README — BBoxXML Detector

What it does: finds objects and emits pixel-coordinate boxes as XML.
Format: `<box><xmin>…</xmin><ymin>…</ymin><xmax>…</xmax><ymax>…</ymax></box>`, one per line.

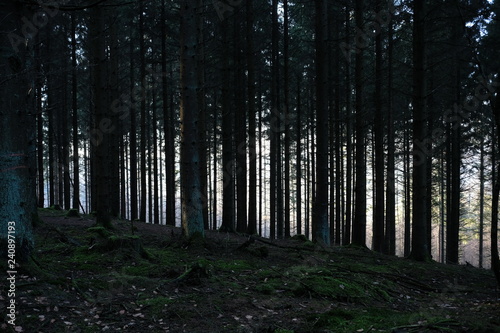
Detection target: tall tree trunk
<box><xmin>153</xmin><ymin>86</ymin><xmax>159</xmax><ymax>224</ymax></box>
<box><xmin>35</xmin><ymin>31</ymin><xmax>44</xmax><ymax>208</ymax></box>
<box><xmin>220</xmin><ymin>16</ymin><xmax>235</xmax><ymax>233</ymax></box>
<box><xmin>235</xmin><ymin>16</ymin><xmax>247</xmax><ymax>233</ymax></box>
<box><xmin>446</xmin><ymin>6</ymin><xmax>462</xmax><ymax>264</ymax></box>
<box><xmin>404</xmin><ymin>125</ymin><xmax>411</xmax><ymax>257</ymax></box>
<box><xmin>139</xmin><ymin>1</ymin><xmax>147</xmax><ymax>222</ymax></box>
<box><xmin>247</xmin><ymin>0</ymin><xmax>257</xmax><ymax>235</ymax></box>
<box><xmin>385</xmin><ymin>6</ymin><xmax>396</xmax><ymax>255</ymax></box>
<box><xmin>197</xmin><ymin>0</ymin><xmax>208</xmax><ymax>230</ymax></box>
<box><xmin>129</xmin><ymin>19</ymin><xmax>138</xmax><ymax>221</ymax></box>
<box><xmin>352</xmin><ymin>0</ymin><xmax>366</xmax><ymax>247</ymax></box>
<box><xmin>212</xmin><ymin>94</ymin><xmax>218</xmax><ymax>230</ymax></box>
<box><xmin>89</xmin><ymin>3</ymin><xmax>112</xmax><ymax>228</ymax></box>
<box><xmin>296</xmin><ymin>76</ymin><xmax>302</xmax><ymax>235</ymax></box>
<box><xmin>490</xmin><ymin>83</ymin><xmax>500</xmax><ymax>287</ymax></box>
<box><xmin>283</xmin><ymin>0</ymin><xmax>291</xmax><ymax>238</ymax></box>
<box><xmin>372</xmin><ymin>0</ymin><xmax>384</xmax><ymax>253</ymax></box>
<box><xmin>313</xmin><ymin>0</ymin><xmax>330</xmax><ymax>245</ymax></box>
<box><xmin>333</xmin><ymin>10</ymin><xmax>342</xmax><ymax>246</ymax></box>
<box><xmin>179</xmin><ymin>0</ymin><xmax>204</xmax><ymax>238</ymax></box>
<box><xmin>409</xmin><ymin>0</ymin><xmax>430</xmax><ymax>261</ymax></box>
<box><xmin>479</xmin><ymin>138</ymin><xmax>485</xmax><ymax>268</ymax></box>
<box><xmin>0</xmin><ymin>1</ymin><xmax>37</xmax><ymax>261</ymax></box>
<box><xmin>161</xmin><ymin>0</ymin><xmax>175</xmax><ymax>226</ymax></box>
<box><xmin>108</xmin><ymin>10</ymin><xmax>120</xmax><ymax>218</ymax></box>
<box><xmin>344</xmin><ymin>5</ymin><xmax>352</xmax><ymax>246</ymax></box>
<box><xmin>269</xmin><ymin>0</ymin><xmax>279</xmax><ymax>239</ymax></box>
<box><xmin>71</xmin><ymin>13</ymin><xmax>79</xmax><ymax>211</ymax></box>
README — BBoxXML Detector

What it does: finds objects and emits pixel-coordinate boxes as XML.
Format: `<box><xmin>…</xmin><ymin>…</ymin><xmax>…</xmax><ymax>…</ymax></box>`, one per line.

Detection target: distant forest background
<box><xmin>1</xmin><ymin>0</ymin><xmax>500</xmax><ymax>274</ymax></box>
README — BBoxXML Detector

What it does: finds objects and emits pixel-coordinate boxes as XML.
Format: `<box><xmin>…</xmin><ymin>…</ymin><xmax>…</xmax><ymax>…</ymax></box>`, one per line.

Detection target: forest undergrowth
<box><xmin>1</xmin><ymin>209</ymin><xmax>499</xmax><ymax>333</ymax></box>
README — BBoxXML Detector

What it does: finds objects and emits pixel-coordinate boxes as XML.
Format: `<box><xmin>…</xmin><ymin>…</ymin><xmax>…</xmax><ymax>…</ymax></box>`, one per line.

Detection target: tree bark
<box><xmin>313</xmin><ymin>0</ymin><xmax>330</xmax><ymax>245</ymax></box>
<box><xmin>179</xmin><ymin>0</ymin><xmax>204</xmax><ymax>238</ymax></box>
<box><xmin>0</xmin><ymin>1</ymin><xmax>37</xmax><ymax>261</ymax></box>
<box><xmin>409</xmin><ymin>0</ymin><xmax>431</xmax><ymax>261</ymax></box>
<box><xmin>352</xmin><ymin>0</ymin><xmax>367</xmax><ymax>247</ymax></box>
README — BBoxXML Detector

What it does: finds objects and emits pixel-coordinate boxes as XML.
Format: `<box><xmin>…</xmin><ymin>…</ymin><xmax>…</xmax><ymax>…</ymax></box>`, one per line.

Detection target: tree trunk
<box><xmin>0</xmin><ymin>1</ymin><xmax>37</xmax><ymax>261</ymax></box>
<box><xmin>284</xmin><ymin>0</ymin><xmax>291</xmax><ymax>238</ymax></box>
<box><xmin>296</xmin><ymin>76</ymin><xmax>302</xmax><ymax>236</ymax></box>
<box><xmin>197</xmin><ymin>0</ymin><xmax>208</xmax><ymax>230</ymax></box>
<box><xmin>89</xmin><ymin>3</ymin><xmax>112</xmax><ymax>229</ymax></box>
<box><xmin>344</xmin><ymin>5</ymin><xmax>352</xmax><ymax>246</ymax></box>
<box><xmin>352</xmin><ymin>0</ymin><xmax>366</xmax><ymax>247</ymax></box>
<box><xmin>139</xmin><ymin>1</ymin><xmax>147</xmax><ymax>222</ymax></box>
<box><xmin>220</xmin><ymin>16</ymin><xmax>235</xmax><ymax>233</ymax></box>
<box><xmin>235</xmin><ymin>16</ymin><xmax>247</xmax><ymax>233</ymax></box>
<box><xmin>385</xmin><ymin>6</ymin><xmax>396</xmax><ymax>255</ymax></box>
<box><xmin>479</xmin><ymin>138</ymin><xmax>484</xmax><ymax>268</ymax></box>
<box><xmin>313</xmin><ymin>0</ymin><xmax>330</xmax><ymax>245</ymax></box>
<box><xmin>372</xmin><ymin>0</ymin><xmax>384</xmax><ymax>253</ymax></box>
<box><xmin>179</xmin><ymin>0</ymin><xmax>204</xmax><ymax>238</ymax></box>
<box><xmin>129</xmin><ymin>20</ymin><xmax>138</xmax><ymax>221</ymax></box>
<box><xmin>161</xmin><ymin>0</ymin><xmax>175</xmax><ymax>226</ymax></box>
<box><xmin>247</xmin><ymin>0</ymin><xmax>257</xmax><ymax>235</ymax></box>
<box><xmin>71</xmin><ymin>13</ymin><xmax>80</xmax><ymax>211</ymax></box>
<box><xmin>409</xmin><ymin>0</ymin><xmax>430</xmax><ymax>261</ymax></box>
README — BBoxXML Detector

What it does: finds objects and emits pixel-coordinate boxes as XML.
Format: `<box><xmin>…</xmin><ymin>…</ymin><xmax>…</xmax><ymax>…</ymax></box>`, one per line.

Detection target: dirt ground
<box><xmin>1</xmin><ymin>211</ymin><xmax>499</xmax><ymax>332</ymax></box>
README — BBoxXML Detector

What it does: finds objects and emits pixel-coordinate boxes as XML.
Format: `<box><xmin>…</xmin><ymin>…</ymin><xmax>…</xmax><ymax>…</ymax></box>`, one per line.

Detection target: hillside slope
<box><xmin>1</xmin><ymin>210</ymin><xmax>499</xmax><ymax>332</ymax></box>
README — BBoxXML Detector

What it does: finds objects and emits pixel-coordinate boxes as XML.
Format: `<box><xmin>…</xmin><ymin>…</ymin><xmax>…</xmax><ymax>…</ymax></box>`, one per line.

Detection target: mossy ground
<box><xmin>0</xmin><ymin>209</ymin><xmax>499</xmax><ymax>332</ymax></box>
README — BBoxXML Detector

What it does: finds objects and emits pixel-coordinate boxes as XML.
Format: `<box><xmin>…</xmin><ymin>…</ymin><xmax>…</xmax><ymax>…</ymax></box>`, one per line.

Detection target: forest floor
<box><xmin>1</xmin><ymin>209</ymin><xmax>499</xmax><ymax>333</ymax></box>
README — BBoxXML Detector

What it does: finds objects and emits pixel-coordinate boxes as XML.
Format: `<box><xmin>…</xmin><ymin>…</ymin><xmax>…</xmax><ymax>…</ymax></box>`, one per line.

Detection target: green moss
<box><xmin>308</xmin><ymin>307</ymin><xmax>415</xmax><ymax>332</ymax></box>
<box><xmin>214</xmin><ymin>259</ymin><xmax>254</xmax><ymax>272</ymax></box>
<box><xmin>256</xmin><ymin>281</ymin><xmax>278</xmax><ymax>295</ymax></box>
<box><xmin>137</xmin><ymin>296</ymin><xmax>175</xmax><ymax>316</ymax></box>
<box><xmin>66</xmin><ymin>209</ymin><xmax>80</xmax><ymax>217</ymax></box>
<box><xmin>70</xmin><ymin>247</ymin><xmax>108</xmax><ymax>271</ymax></box>
<box><xmin>274</xmin><ymin>329</ymin><xmax>294</xmax><ymax>333</ymax></box>
<box><xmin>291</xmin><ymin>234</ymin><xmax>308</xmax><ymax>242</ymax></box>
<box><xmin>87</xmin><ymin>226</ymin><xmax>112</xmax><ymax>238</ymax></box>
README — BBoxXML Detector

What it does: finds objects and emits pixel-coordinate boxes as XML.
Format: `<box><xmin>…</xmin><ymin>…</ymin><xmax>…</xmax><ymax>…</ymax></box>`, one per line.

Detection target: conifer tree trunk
<box><xmin>372</xmin><ymin>0</ymin><xmax>385</xmax><ymax>253</ymax></box>
<box><xmin>284</xmin><ymin>0</ymin><xmax>291</xmax><ymax>238</ymax></box>
<box><xmin>197</xmin><ymin>0</ymin><xmax>208</xmax><ymax>230</ymax></box>
<box><xmin>313</xmin><ymin>0</ymin><xmax>330</xmax><ymax>245</ymax></box>
<box><xmin>446</xmin><ymin>5</ymin><xmax>462</xmax><ymax>264</ymax></box>
<box><xmin>385</xmin><ymin>7</ymin><xmax>396</xmax><ymax>255</ymax></box>
<box><xmin>344</xmin><ymin>6</ymin><xmax>352</xmax><ymax>246</ymax></box>
<box><xmin>296</xmin><ymin>76</ymin><xmax>302</xmax><ymax>235</ymax></box>
<box><xmin>479</xmin><ymin>139</ymin><xmax>485</xmax><ymax>268</ymax></box>
<box><xmin>409</xmin><ymin>0</ymin><xmax>430</xmax><ymax>261</ymax></box>
<box><xmin>107</xmin><ymin>11</ymin><xmax>120</xmax><ymax>218</ymax></box>
<box><xmin>129</xmin><ymin>19</ymin><xmax>138</xmax><ymax>221</ymax></box>
<box><xmin>220</xmin><ymin>16</ymin><xmax>235</xmax><ymax>233</ymax></box>
<box><xmin>179</xmin><ymin>0</ymin><xmax>204</xmax><ymax>238</ymax></box>
<box><xmin>0</xmin><ymin>1</ymin><xmax>37</xmax><ymax>261</ymax></box>
<box><xmin>270</xmin><ymin>0</ymin><xmax>279</xmax><ymax>239</ymax></box>
<box><xmin>139</xmin><ymin>1</ymin><xmax>147</xmax><ymax>222</ymax></box>
<box><xmin>352</xmin><ymin>0</ymin><xmax>366</xmax><ymax>247</ymax></box>
<box><xmin>71</xmin><ymin>13</ymin><xmax>80</xmax><ymax>211</ymax></box>
<box><xmin>153</xmin><ymin>86</ymin><xmax>159</xmax><ymax>224</ymax></box>
<box><xmin>235</xmin><ymin>16</ymin><xmax>247</xmax><ymax>233</ymax></box>
<box><xmin>247</xmin><ymin>0</ymin><xmax>257</xmax><ymax>235</ymax></box>
<box><xmin>161</xmin><ymin>0</ymin><xmax>175</xmax><ymax>226</ymax></box>
<box><xmin>89</xmin><ymin>3</ymin><xmax>112</xmax><ymax>228</ymax></box>
<box><xmin>490</xmin><ymin>84</ymin><xmax>500</xmax><ymax>287</ymax></box>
